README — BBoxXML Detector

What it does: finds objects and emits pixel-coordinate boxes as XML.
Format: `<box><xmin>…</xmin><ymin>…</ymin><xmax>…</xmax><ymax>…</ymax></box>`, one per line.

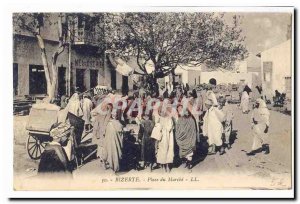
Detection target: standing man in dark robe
<box><xmin>175</xmin><ymin>105</ymin><xmax>197</xmax><ymax>169</ymax></box>
<box><xmin>185</xmin><ymin>83</ymin><xmax>190</xmax><ymax>94</ymax></box>
<box><xmin>138</xmin><ymin>111</ymin><xmax>156</xmax><ymax>171</ymax></box>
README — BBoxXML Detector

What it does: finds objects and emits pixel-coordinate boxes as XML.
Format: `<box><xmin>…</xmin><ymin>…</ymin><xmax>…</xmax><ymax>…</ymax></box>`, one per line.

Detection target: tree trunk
<box><xmin>25</xmin><ymin>14</ymin><xmax>66</xmax><ymax>101</ymax></box>
<box><xmin>36</xmin><ymin>34</ymin><xmax>54</xmax><ymax>98</ymax></box>
<box><xmin>48</xmin><ymin>84</ymin><xmax>56</xmax><ymax>100</ymax></box>
<box><xmin>51</xmin><ymin>55</ymin><xmax>59</xmax><ymax>98</ymax></box>
<box><xmin>171</xmin><ymin>69</ymin><xmax>176</xmax><ymax>90</ymax></box>
<box><xmin>36</xmin><ymin>34</ymin><xmax>61</xmax><ymax>100</ymax></box>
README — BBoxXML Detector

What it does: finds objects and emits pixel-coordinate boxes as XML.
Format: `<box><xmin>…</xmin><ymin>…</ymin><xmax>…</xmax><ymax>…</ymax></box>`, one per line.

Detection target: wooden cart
<box><xmin>25</xmin><ymin>103</ymin><xmax>60</xmax><ymax>160</ymax></box>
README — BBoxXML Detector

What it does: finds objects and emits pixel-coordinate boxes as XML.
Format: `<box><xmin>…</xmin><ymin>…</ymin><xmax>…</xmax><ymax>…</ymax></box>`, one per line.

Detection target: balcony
<box><xmin>73</xmin><ymin>28</ymin><xmax>102</xmax><ymax>47</ymax></box>
<box><xmin>71</xmin><ymin>14</ymin><xmax>104</xmax><ymax>47</ymax></box>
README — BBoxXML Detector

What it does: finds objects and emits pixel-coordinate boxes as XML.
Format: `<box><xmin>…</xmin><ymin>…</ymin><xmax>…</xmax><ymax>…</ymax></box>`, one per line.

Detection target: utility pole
<box><xmin>67</xmin><ymin>15</ymin><xmax>73</xmax><ymax>97</ymax></box>
<box><xmin>68</xmin><ymin>41</ymin><xmax>71</xmax><ymax>97</ymax></box>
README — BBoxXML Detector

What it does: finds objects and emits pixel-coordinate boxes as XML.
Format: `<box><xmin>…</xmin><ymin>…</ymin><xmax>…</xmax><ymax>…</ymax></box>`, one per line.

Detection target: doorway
<box><xmin>29</xmin><ymin>65</ymin><xmax>47</xmax><ymax>95</ymax></box>
<box><xmin>111</xmin><ymin>69</ymin><xmax>116</xmax><ymax>90</ymax></box>
<box><xmin>90</xmin><ymin>69</ymin><xmax>98</xmax><ymax>89</ymax></box>
<box><xmin>58</xmin><ymin>66</ymin><xmax>66</xmax><ymax>96</ymax></box>
<box><xmin>13</xmin><ymin>63</ymin><xmax>18</xmax><ymax>96</ymax></box>
<box><xmin>122</xmin><ymin>75</ymin><xmax>129</xmax><ymax>95</ymax></box>
<box><xmin>76</xmin><ymin>69</ymin><xmax>85</xmax><ymax>92</ymax></box>
<box><xmin>263</xmin><ymin>62</ymin><xmax>273</xmax><ymax>90</ymax></box>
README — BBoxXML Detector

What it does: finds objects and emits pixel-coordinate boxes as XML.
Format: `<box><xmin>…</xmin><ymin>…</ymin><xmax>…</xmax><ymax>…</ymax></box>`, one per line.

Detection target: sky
<box><xmin>224</xmin><ymin>12</ymin><xmax>292</xmax><ymax>55</ymax></box>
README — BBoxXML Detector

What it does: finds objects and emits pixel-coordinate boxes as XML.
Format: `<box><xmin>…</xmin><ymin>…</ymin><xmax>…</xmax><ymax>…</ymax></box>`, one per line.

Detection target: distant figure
<box><xmin>139</xmin><ymin>86</ymin><xmax>146</xmax><ymax>99</ymax></box>
<box><xmin>163</xmin><ymin>88</ymin><xmax>169</xmax><ymax>99</ymax></box>
<box><xmin>206</xmin><ymin>87</ymin><xmax>219</xmax><ymax>107</ymax></box>
<box><xmin>247</xmin><ymin>98</ymin><xmax>270</xmax><ymax>156</ymax></box>
<box><xmin>208</xmin><ymin>78</ymin><xmax>216</xmax><ymax>86</ymax></box>
<box><xmin>275</xmin><ymin>90</ymin><xmax>281</xmax><ymax>98</ymax></box>
<box><xmin>188</xmin><ymin>89</ymin><xmax>201</xmax><ymax>138</ymax></box>
<box><xmin>262</xmin><ymin>84</ymin><xmax>273</xmax><ymax>103</ymax></box>
<box><xmin>185</xmin><ymin>83</ymin><xmax>190</xmax><ymax>91</ymax></box>
<box><xmin>257</xmin><ymin>85</ymin><xmax>263</xmax><ymax>99</ymax></box>
<box><xmin>166</xmin><ymin>82</ymin><xmax>173</xmax><ymax>95</ymax></box>
<box><xmin>184</xmin><ymin>83</ymin><xmax>190</xmax><ymax>96</ymax></box>
<box><xmin>82</xmin><ymin>94</ymin><xmax>93</xmax><ymax>132</ymax></box>
<box><xmin>199</xmin><ymin>87</ymin><xmax>207</xmax><ymax>112</ymax></box>
<box><xmin>60</xmin><ymin>95</ymin><xmax>68</xmax><ymax>109</ymax></box>
<box><xmin>65</xmin><ymin>93</ymin><xmax>83</xmax><ymax>117</ymax></box>
<box><xmin>252</xmin><ymin>85</ymin><xmax>263</xmax><ymax>101</ymax></box>
<box><xmin>240</xmin><ymin>85</ymin><xmax>252</xmax><ymax>114</ymax></box>
<box><xmin>159</xmin><ymin>85</ymin><xmax>165</xmax><ymax>97</ymax></box>
<box><xmin>273</xmin><ymin>90</ymin><xmax>284</xmax><ymax>107</ymax></box>
<box><xmin>176</xmin><ymin>87</ymin><xmax>183</xmax><ymax>99</ymax></box>
<box><xmin>219</xmin><ymin>98</ymin><xmax>234</xmax><ymax>149</ymax></box>
<box><xmin>122</xmin><ymin>84</ymin><xmax>129</xmax><ymax>97</ymax></box>
<box><xmin>206</xmin><ymin>78</ymin><xmax>219</xmax><ymax>108</ymax></box>
<box><xmin>191</xmin><ymin>89</ymin><xmax>197</xmax><ymax>98</ymax></box>
<box><xmin>238</xmin><ymin>82</ymin><xmax>245</xmax><ymax>100</ymax></box>
<box><xmin>152</xmin><ymin>81</ymin><xmax>160</xmax><ymax>98</ymax></box>
<box><xmin>133</xmin><ymin>83</ymin><xmax>138</xmax><ymax>91</ymax></box>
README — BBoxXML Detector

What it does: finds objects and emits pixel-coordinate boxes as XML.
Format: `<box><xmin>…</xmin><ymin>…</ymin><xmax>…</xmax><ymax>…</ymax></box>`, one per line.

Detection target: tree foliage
<box><xmin>104</xmin><ymin>13</ymin><xmax>248</xmax><ymax>78</ymax></box>
<box><xmin>13</xmin><ymin>12</ymin><xmax>248</xmax><ymax>97</ymax></box>
<box><xmin>13</xmin><ymin>13</ymin><xmax>69</xmax><ymax>99</ymax></box>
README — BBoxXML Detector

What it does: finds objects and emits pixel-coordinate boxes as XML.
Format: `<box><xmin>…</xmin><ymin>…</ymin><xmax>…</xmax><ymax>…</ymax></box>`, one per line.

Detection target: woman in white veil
<box><xmin>66</xmin><ymin>93</ymin><xmax>83</xmax><ymax>117</ymax></box>
<box><xmin>58</xmin><ymin>93</ymin><xmax>83</xmax><ymax>123</ymax></box>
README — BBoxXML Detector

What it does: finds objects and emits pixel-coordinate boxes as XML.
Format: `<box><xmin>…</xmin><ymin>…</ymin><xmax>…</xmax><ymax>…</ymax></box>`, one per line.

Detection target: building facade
<box><xmin>200</xmin><ymin>71</ymin><xmax>253</xmax><ymax>87</ymax></box>
<box><xmin>163</xmin><ymin>54</ymin><xmax>261</xmax><ymax>89</ymax></box>
<box><xmin>13</xmin><ymin>13</ymin><xmax>131</xmax><ymax>98</ymax></box>
<box><xmin>259</xmin><ymin>39</ymin><xmax>292</xmax><ymax>99</ymax></box>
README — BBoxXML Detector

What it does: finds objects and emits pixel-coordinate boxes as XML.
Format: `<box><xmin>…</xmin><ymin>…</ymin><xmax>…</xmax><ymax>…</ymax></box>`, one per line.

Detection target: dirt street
<box><xmin>13</xmin><ymin>104</ymin><xmax>292</xmax><ymax>189</ymax></box>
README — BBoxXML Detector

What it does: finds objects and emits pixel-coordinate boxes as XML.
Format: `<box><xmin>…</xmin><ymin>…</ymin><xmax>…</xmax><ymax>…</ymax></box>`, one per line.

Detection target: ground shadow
<box><xmin>84</xmin><ymin>129</ymin><xmax>239</xmax><ymax>173</ymax></box>
<box><xmin>75</xmin><ymin>138</ymin><xmax>98</xmax><ymax>167</ymax></box>
<box><xmin>191</xmin><ymin>135</ymin><xmax>209</xmax><ymax>168</ymax></box>
<box><xmin>229</xmin><ymin>130</ymin><xmax>238</xmax><ymax>146</ymax></box>
<box><xmin>119</xmin><ymin>133</ymin><xmax>140</xmax><ymax>172</ymax></box>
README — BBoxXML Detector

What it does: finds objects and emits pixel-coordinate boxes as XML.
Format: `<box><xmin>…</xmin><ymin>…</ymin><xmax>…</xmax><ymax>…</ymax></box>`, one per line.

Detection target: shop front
<box><xmin>71</xmin><ymin>51</ymin><xmax>103</xmax><ymax>93</ymax></box>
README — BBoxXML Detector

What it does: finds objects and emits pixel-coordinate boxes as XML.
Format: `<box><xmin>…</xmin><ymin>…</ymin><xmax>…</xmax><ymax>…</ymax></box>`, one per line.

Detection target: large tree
<box><xmin>104</xmin><ymin>13</ymin><xmax>248</xmax><ymax>80</ymax></box>
<box><xmin>13</xmin><ymin>13</ymin><xmax>70</xmax><ymax>99</ymax></box>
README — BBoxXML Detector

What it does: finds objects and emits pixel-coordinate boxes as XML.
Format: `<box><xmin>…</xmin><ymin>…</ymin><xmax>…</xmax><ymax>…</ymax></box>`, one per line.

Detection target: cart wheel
<box><xmin>26</xmin><ymin>135</ymin><xmax>46</xmax><ymax>160</ymax></box>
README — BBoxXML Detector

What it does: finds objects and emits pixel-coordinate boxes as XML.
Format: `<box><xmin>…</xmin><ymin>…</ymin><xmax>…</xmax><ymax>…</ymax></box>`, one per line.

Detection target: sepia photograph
<box><xmin>9</xmin><ymin>6</ymin><xmax>294</xmax><ymax>197</ymax></box>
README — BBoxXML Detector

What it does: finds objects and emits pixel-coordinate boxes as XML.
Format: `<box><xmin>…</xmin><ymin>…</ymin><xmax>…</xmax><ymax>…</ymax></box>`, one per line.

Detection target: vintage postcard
<box><xmin>11</xmin><ymin>6</ymin><xmax>294</xmax><ymax>198</ymax></box>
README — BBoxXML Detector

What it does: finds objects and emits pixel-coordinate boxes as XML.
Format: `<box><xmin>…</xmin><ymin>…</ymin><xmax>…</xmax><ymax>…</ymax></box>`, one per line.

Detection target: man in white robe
<box><xmin>247</xmin><ymin>98</ymin><xmax>270</xmax><ymax>156</ymax></box>
<box><xmin>240</xmin><ymin>90</ymin><xmax>250</xmax><ymax>113</ymax></box>
<box><xmin>203</xmin><ymin>99</ymin><xmax>225</xmax><ymax>155</ymax></box>
<box><xmin>155</xmin><ymin>107</ymin><xmax>175</xmax><ymax>172</ymax></box>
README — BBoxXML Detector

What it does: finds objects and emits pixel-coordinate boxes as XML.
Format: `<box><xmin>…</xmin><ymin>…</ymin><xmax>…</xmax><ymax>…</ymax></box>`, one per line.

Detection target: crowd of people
<box><xmin>52</xmin><ymin>78</ymin><xmax>270</xmax><ymax>174</ymax></box>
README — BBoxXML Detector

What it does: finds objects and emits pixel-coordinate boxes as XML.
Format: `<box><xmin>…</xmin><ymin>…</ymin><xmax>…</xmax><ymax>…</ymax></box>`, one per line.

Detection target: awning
<box><xmin>108</xmin><ymin>55</ymin><xmax>134</xmax><ymax>76</ymax></box>
<box><xmin>108</xmin><ymin>54</ymin><xmax>155</xmax><ymax>76</ymax></box>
